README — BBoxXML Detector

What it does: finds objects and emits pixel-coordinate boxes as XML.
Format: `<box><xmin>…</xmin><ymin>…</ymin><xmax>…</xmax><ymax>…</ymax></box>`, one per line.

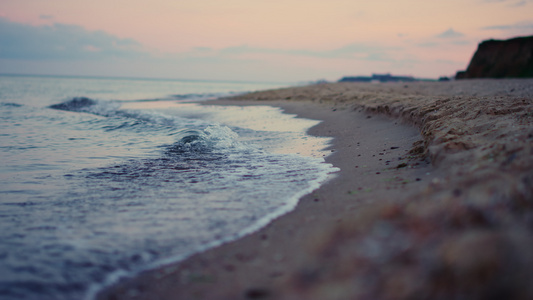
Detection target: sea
<box><xmin>0</xmin><ymin>74</ymin><xmax>337</xmax><ymax>300</ymax></box>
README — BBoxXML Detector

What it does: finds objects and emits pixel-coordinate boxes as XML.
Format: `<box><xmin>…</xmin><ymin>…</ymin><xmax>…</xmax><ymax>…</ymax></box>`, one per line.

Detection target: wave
<box><xmin>0</xmin><ymin>102</ymin><xmax>23</xmax><ymax>107</ymax></box>
<box><xmin>49</xmin><ymin>97</ymin><xmax>246</xmax><ymax>156</ymax></box>
<box><xmin>49</xmin><ymin>97</ymin><xmax>97</xmax><ymax>111</ymax></box>
<box><xmin>48</xmin><ymin>97</ymin><xmax>122</xmax><ymax>116</ymax></box>
<box><xmin>171</xmin><ymin>93</ymin><xmax>220</xmax><ymax>101</ymax></box>
<box><xmin>49</xmin><ymin>97</ymin><xmax>186</xmax><ymax>126</ymax></box>
<box><xmin>165</xmin><ymin>125</ymin><xmax>242</xmax><ymax>154</ymax></box>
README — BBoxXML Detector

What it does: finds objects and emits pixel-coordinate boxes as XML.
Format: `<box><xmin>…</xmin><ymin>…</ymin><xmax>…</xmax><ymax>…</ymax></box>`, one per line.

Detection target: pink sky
<box><xmin>1</xmin><ymin>0</ymin><xmax>532</xmax><ymax>82</ymax></box>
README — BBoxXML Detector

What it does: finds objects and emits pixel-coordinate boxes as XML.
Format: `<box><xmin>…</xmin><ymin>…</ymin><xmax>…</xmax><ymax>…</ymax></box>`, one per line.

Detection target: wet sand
<box><xmin>97</xmin><ymin>79</ymin><xmax>533</xmax><ymax>300</ymax></box>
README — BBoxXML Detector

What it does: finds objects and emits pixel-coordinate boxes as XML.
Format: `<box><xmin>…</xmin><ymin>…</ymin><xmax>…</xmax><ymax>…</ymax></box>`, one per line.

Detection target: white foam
<box><xmin>84</xmin><ymin>102</ymin><xmax>339</xmax><ymax>300</ymax></box>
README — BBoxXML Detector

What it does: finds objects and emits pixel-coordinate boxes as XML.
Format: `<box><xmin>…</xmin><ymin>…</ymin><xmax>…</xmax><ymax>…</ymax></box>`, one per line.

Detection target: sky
<box><xmin>1</xmin><ymin>0</ymin><xmax>532</xmax><ymax>82</ymax></box>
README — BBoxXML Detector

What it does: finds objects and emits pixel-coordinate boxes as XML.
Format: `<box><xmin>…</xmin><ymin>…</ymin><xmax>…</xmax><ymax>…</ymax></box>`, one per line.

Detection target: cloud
<box><xmin>0</xmin><ymin>18</ymin><xmax>146</xmax><ymax>60</ymax></box>
<box><xmin>482</xmin><ymin>21</ymin><xmax>533</xmax><ymax>31</ymax></box>
<box><xmin>39</xmin><ymin>15</ymin><xmax>54</xmax><ymax>20</ymax></box>
<box><xmin>0</xmin><ymin>18</ymin><xmax>397</xmax><ymax>65</ymax></box>
<box><xmin>436</xmin><ymin>28</ymin><xmax>465</xmax><ymax>39</ymax></box>
<box><xmin>214</xmin><ymin>43</ymin><xmax>400</xmax><ymax>61</ymax></box>
<box><xmin>417</xmin><ymin>42</ymin><xmax>439</xmax><ymax>48</ymax></box>
<box><xmin>481</xmin><ymin>20</ymin><xmax>533</xmax><ymax>37</ymax></box>
<box><xmin>483</xmin><ymin>0</ymin><xmax>533</xmax><ymax>6</ymax></box>
<box><xmin>507</xmin><ymin>0</ymin><xmax>533</xmax><ymax>6</ymax></box>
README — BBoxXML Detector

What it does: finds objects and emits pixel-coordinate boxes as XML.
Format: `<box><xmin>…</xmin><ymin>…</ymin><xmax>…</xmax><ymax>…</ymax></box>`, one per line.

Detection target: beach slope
<box><xmin>97</xmin><ymin>79</ymin><xmax>533</xmax><ymax>300</ymax></box>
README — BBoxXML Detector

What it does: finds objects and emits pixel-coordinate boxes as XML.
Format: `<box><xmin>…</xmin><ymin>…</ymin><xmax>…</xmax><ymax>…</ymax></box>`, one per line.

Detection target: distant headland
<box><xmin>338</xmin><ymin>35</ymin><xmax>533</xmax><ymax>83</ymax></box>
<box><xmin>339</xmin><ymin>73</ymin><xmax>415</xmax><ymax>83</ymax></box>
<box><xmin>456</xmin><ymin>35</ymin><xmax>533</xmax><ymax>79</ymax></box>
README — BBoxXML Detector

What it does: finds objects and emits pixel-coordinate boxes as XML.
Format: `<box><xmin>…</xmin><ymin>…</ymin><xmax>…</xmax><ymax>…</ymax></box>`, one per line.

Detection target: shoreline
<box><xmin>97</xmin><ymin>79</ymin><xmax>533</xmax><ymax>300</ymax></box>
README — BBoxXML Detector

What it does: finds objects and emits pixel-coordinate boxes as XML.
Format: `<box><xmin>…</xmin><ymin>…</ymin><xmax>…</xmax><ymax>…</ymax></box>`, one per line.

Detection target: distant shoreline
<box><xmin>0</xmin><ymin>73</ymin><xmax>292</xmax><ymax>86</ymax></box>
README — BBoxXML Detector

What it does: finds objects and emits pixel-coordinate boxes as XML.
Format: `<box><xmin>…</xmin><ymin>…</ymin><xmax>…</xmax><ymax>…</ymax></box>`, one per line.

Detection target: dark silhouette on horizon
<box><xmin>339</xmin><ymin>73</ymin><xmax>415</xmax><ymax>83</ymax></box>
<box><xmin>456</xmin><ymin>35</ymin><xmax>533</xmax><ymax>79</ymax></box>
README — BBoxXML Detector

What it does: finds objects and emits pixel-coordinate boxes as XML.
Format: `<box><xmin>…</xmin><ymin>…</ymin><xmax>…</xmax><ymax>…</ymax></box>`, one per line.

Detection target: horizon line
<box><xmin>0</xmin><ymin>72</ymin><xmax>294</xmax><ymax>86</ymax></box>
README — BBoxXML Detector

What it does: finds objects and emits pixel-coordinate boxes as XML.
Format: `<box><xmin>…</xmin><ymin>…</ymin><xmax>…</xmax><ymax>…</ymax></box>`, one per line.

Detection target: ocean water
<box><xmin>0</xmin><ymin>75</ymin><xmax>336</xmax><ymax>300</ymax></box>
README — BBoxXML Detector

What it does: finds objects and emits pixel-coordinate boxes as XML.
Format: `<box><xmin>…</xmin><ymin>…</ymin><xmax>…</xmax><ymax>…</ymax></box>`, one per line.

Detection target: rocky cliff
<box><xmin>456</xmin><ymin>35</ymin><xmax>533</xmax><ymax>79</ymax></box>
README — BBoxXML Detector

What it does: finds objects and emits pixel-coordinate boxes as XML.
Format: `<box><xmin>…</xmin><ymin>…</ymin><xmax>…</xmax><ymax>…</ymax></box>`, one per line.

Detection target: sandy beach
<box><xmin>97</xmin><ymin>79</ymin><xmax>533</xmax><ymax>300</ymax></box>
